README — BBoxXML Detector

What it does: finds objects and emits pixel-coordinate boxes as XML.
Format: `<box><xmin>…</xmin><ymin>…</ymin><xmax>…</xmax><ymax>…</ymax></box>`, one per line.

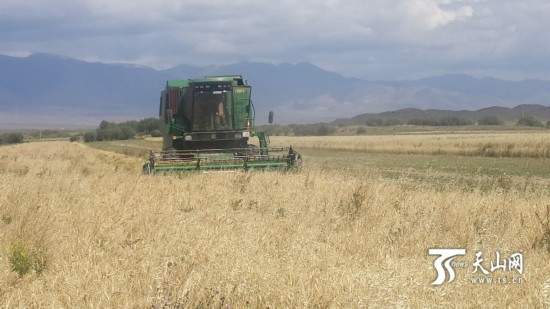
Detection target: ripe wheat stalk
<box><xmin>272</xmin><ymin>131</ymin><xmax>550</xmax><ymax>158</ymax></box>
<box><xmin>0</xmin><ymin>140</ymin><xmax>548</xmax><ymax>307</ymax></box>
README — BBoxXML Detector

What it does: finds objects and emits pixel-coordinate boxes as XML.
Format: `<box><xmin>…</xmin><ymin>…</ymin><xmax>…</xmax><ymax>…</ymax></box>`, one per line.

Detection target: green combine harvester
<box><xmin>143</xmin><ymin>75</ymin><xmax>301</xmax><ymax>173</ymax></box>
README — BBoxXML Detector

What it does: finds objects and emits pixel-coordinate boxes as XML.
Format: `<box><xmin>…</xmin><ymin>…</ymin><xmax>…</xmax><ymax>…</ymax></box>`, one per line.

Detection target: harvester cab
<box><xmin>143</xmin><ymin>75</ymin><xmax>301</xmax><ymax>173</ymax></box>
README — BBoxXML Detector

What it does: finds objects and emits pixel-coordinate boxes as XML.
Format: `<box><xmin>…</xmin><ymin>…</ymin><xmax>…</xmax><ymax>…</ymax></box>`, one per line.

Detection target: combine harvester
<box><xmin>143</xmin><ymin>75</ymin><xmax>301</xmax><ymax>173</ymax></box>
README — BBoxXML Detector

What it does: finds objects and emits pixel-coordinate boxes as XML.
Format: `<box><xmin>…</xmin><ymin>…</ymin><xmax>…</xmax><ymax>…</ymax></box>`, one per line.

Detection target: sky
<box><xmin>1</xmin><ymin>0</ymin><xmax>549</xmax><ymax>80</ymax></box>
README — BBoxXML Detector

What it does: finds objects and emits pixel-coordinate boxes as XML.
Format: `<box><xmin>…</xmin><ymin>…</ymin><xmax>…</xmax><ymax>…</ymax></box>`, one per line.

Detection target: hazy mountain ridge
<box><xmin>335</xmin><ymin>104</ymin><xmax>550</xmax><ymax>125</ymax></box>
<box><xmin>1</xmin><ymin>53</ymin><xmax>550</xmax><ymax>128</ymax></box>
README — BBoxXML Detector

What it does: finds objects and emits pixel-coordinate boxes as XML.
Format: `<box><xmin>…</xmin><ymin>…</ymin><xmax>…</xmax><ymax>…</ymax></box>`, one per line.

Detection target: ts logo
<box><xmin>428</xmin><ymin>249</ymin><xmax>466</xmax><ymax>285</ymax></box>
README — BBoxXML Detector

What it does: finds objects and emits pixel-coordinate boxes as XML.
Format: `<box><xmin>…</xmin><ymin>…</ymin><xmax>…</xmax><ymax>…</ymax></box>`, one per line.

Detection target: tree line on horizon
<box><xmin>83</xmin><ymin>118</ymin><xmax>160</xmax><ymax>142</ymax></box>
<box><xmin>2</xmin><ymin>114</ymin><xmax>549</xmax><ymax>145</ymax></box>
<box><xmin>259</xmin><ymin>115</ymin><xmax>550</xmax><ymax>136</ymax></box>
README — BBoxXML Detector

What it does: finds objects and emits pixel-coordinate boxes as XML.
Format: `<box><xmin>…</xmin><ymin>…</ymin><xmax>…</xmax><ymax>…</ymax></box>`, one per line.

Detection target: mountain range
<box><xmin>1</xmin><ymin>53</ymin><xmax>550</xmax><ymax>128</ymax></box>
<box><xmin>334</xmin><ymin>104</ymin><xmax>550</xmax><ymax>126</ymax></box>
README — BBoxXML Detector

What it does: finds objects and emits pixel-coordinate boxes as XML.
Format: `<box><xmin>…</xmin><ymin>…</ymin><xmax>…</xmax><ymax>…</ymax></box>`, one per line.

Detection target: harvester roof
<box><xmin>166</xmin><ymin>76</ymin><xmax>245</xmax><ymax>88</ymax></box>
<box><xmin>166</xmin><ymin>80</ymin><xmax>189</xmax><ymax>88</ymax></box>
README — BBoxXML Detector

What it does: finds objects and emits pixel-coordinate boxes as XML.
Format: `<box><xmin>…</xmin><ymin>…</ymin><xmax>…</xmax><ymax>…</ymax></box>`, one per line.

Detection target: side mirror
<box><xmin>268</xmin><ymin>111</ymin><xmax>274</xmax><ymax>124</ymax></box>
<box><xmin>166</xmin><ymin>109</ymin><xmax>173</xmax><ymax>122</ymax></box>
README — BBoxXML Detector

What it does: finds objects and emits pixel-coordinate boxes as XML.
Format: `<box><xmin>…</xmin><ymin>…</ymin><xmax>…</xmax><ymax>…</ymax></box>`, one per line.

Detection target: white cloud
<box><xmin>400</xmin><ymin>0</ymin><xmax>474</xmax><ymax>30</ymax></box>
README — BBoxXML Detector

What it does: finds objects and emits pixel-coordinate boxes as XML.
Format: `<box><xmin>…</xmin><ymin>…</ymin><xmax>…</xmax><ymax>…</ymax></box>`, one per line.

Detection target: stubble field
<box><xmin>1</xmin><ymin>130</ymin><xmax>550</xmax><ymax>307</ymax></box>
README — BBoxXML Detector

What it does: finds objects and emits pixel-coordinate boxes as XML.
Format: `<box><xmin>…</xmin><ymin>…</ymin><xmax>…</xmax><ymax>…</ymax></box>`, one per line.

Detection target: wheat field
<box><xmin>0</xmin><ymin>140</ymin><xmax>549</xmax><ymax>307</ymax></box>
<box><xmin>271</xmin><ymin>131</ymin><xmax>550</xmax><ymax>158</ymax></box>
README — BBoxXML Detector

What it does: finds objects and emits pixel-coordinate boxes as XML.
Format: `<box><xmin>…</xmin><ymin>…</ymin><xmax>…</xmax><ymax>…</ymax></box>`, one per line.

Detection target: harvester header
<box><xmin>143</xmin><ymin>75</ymin><xmax>301</xmax><ymax>173</ymax></box>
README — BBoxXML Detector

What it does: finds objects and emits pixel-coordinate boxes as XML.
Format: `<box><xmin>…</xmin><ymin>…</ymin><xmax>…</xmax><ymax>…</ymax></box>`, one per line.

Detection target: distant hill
<box><xmin>1</xmin><ymin>53</ymin><xmax>550</xmax><ymax>128</ymax></box>
<box><xmin>334</xmin><ymin>104</ymin><xmax>550</xmax><ymax>125</ymax></box>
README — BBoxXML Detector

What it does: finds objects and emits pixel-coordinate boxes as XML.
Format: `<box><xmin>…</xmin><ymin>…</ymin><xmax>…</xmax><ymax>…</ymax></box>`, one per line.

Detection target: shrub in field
<box><xmin>83</xmin><ymin>132</ymin><xmax>96</xmax><ymax>142</ymax></box>
<box><xmin>9</xmin><ymin>241</ymin><xmax>32</xmax><ymax>277</ymax></box>
<box><xmin>8</xmin><ymin>240</ymin><xmax>48</xmax><ymax>277</ymax></box>
<box><xmin>96</xmin><ymin>127</ymin><xmax>122</xmax><ymax>141</ymax></box>
<box><xmin>136</xmin><ymin>117</ymin><xmax>160</xmax><ymax>134</ymax></box>
<box><xmin>517</xmin><ymin>116</ymin><xmax>544</xmax><ymax>127</ymax></box>
<box><xmin>150</xmin><ymin>129</ymin><xmax>162</xmax><ymax>137</ymax></box>
<box><xmin>117</xmin><ymin>118</ymin><xmax>160</xmax><ymax>134</ymax></box>
<box><xmin>95</xmin><ymin>121</ymin><xmax>136</xmax><ymax>141</ymax></box>
<box><xmin>0</xmin><ymin>132</ymin><xmax>24</xmax><ymax>144</ymax></box>
<box><xmin>478</xmin><ymin>115</ymin><xmax>504</xmax><ymax>125</ymax></box>
<box><xmin>120</xmin><ymin>126</ymin><xmax>136</xmax><ymax>139</ymax></box>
